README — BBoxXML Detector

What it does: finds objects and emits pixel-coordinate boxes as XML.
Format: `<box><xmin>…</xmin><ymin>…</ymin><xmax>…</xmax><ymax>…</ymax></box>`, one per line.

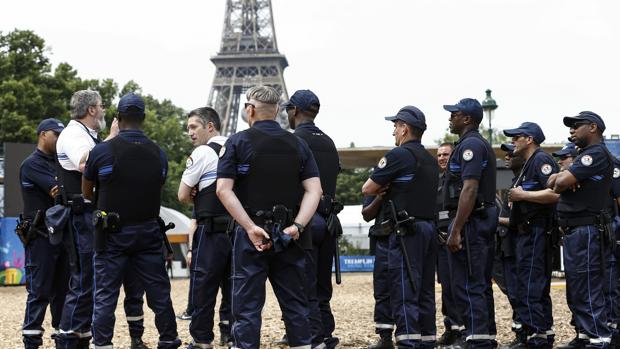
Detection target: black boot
<box><xmin>368</xmin><ymin>335</ymin><xmax>394</xmax><ymax>349</ymax></box>
<box><xmin>131</xmin><ymin>337</ymin><xmax>150</xmax><ymax>349</ymax></box>
<box><xmin>437</xmin><ymin>330</ymin><xmax>459</xmax><ymax>346</ymax></box>
<box><xmin>219</xmin><ymin>333</ymin><xmax>231</xmax><ymax>347</ymax></box>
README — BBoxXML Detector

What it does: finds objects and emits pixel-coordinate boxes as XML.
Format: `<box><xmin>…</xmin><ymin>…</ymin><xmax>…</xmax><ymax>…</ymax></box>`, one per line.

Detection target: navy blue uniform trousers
<box><xmin>304</xmin><ymin>213</ymin><xmax>338</xmax><ymax>347</ymax></box>
<box><xmin>501</xmin><ymin>252</ymin><xmax>523</xmax><ymax>336</ymax></box>
<box><xmin>388</xmin><ymin>220</ymin><xmax>437</xmax><ymax>349</ymax></box>
<box><xmin>92</xmin><ymin>221</ymin><xmax>180</xmax><ymax>349</ymax></box>
<box><xmin>563</xmin><ymin>224</ymin><xmax>612</xmax><ymax>349</ymax></box>
<box><xmin>514</xmin><ymin>225</ymin><xmax>553</xmax><ymax>347</ymax></box>
<box><xmin>188</xmin><ymin>224</ymin><xmax>232</xmax><ymax>347</ymax></box>
<box><xmin>230</xmin><ymin>226</ymin><xmax>310</xmax><ymax>349</ymax></box>
<box><xmin>447</xmin><ymin>207</ymin><xmax>497</xmax><ymax>349</ymax></box>
<box><xmin>373</xmin><ymin>236</ymin><xmax>394</xmax><ymax>337</ymax></box>
<box><xmin>22</xmin><ymin>235</ymin><xmax>69</xmax><ymax>349</ymax></box>
<box><xmin>123</xmin><ymin>266</ymin><xmax>146</xmax><ymax>339</ymax></box>
<box><xmin>437</xmin><ymin>242</ymin><xmax>463</xmax><ymax>332</ymax></box>
<box><xmin>58</xmin><ymin>210</ymin><xmax>95</xmax><ymax>348</ymax></box>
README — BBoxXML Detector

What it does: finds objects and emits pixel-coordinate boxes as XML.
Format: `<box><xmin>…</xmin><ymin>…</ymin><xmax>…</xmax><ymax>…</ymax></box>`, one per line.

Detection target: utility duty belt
<box><xmin>248</xmin><ymin>204</ymin><xmax>297</xmax><ymax>227</ymax></box>
<box><xmin>248</xmin><ymin>204</ymin><xmax>297</xmax><ymax>253</ymax></box>
<box><xmin>15</xmin><ymin>210</ymin><xmax>47</xmax><ymax>246</ymax></box>
<box><xmin>317</xmin><ymin>195</ymin><xmax>344</xmax><ymax>217</ymax></box>
<box><xmin>559</xmin><ymin>212</ymin><xmax>614</xmax><ymax>244</ymax></box>
<box><xmin>197</xmin><ymin>215</ymin><xmax>234</xmax><ymax>234</ymax></box>
<box><xmin>65</xmin><ymin>195</ymin><xmax>94</xmax><ymax>214</ymax></box>
<box><xmin>447</xmin><ymin>202</ymin><xmax>495</xmax><ymax>220</ymax></box>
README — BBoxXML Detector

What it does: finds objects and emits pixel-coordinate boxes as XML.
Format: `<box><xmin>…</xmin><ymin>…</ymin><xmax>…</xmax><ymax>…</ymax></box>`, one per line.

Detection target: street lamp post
<box><xmin>481</xmin><ymin>89</ymin><xmax>498</xmax><ymax>146</ymax></box>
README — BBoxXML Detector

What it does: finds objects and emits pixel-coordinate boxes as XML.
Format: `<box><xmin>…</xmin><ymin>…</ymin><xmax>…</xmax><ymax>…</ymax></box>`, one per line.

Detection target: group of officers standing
<box><xmin>18</xmin><ymin>85</ymin><xmax>342</xmax><ymax>349</ymax></box>
<box><xmin>16</xmin><ymin>85</ymin><xmax>620</xmax><ymax>349</ymax></box>
<box><xmin>362</xmin><ymin>99</ymin><xmax>620</xmax><ymax>349</ymax></box>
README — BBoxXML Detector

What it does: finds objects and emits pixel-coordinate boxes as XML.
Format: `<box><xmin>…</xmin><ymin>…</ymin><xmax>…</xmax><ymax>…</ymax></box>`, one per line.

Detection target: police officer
<box><xmin>83</xmin><ymin>93</ymin><xmax>181</xmax><ymax>349</ymax></box>
<box><xmin>178</xmin><ymin>107</ymin><xmax>232</xmax><ymax>348</ymax></box>
<box><xmin>216</xmin><ymin>85</ymin><xmax>322</xmax><ymax>349</ymax></box>
<box><xmin>496</xmin><ymin>144</ymin><xmax>526</xmax><ymax>349</ymax></box>
<box><xmin>549</xmin><ymin>111</ymin><xmax>614</xmax><ymax>349</ymax></box>
<box><xmin>284</xmin><ymin>89</ymin><xmax>341</xmax><ymax>349</ymax></box>
<box><xmin>552</xmin><ymin>143</ymin><xmax>589</xmax><ymax>349</ymax></box>
<box><xmin>362</xmin><ymin>192</ymin><xmax>394</xmax><ymax>349</ymax></box>
<box><xmin>502</xmin><ymin>122</ymin><xmax>559</xmax><ymax>348</ymax></box>
<box><xmin>362</xmin><ymin>105</ymin><xmax>439</xmax><ymax>349</ymax></box>
<box><xmin>607</xmin><ymin>151</ymin><xmax>620</xmax><ymax>346</ymax></box>
<box><xmin>56</xmin><ymin>90</ymin><xmax>149</xmax><ymax>349</ymax></box>
<box><xmin>19</xmin><ymin>118</ymin><xmax>69</xmax><ymax>349</ymax></box>
<box><xmin>443</xmin><ymin>98</ymin><xmax>498</xmax><ymax>349</ymax></box>
<box><xmin>435</xmin><ymin>142</ymin><xmax>465</xmax><ymax>348</ymax></box>
<box><xmin>553</xmin><ymin>143</ymin><xmax>578</xmax><ymax>172</ymax></box>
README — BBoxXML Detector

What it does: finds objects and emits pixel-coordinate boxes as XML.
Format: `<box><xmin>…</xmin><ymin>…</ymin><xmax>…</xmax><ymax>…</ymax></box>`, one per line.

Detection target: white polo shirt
<box><xmin>56</xmin><ymin>120</ymin><xmax>99</xmax><ymax>171</ymax></box>
<box><xmin>182</xmin><ymin>136</ymin><xmax>227</xmax><ymax>191</ymax></box>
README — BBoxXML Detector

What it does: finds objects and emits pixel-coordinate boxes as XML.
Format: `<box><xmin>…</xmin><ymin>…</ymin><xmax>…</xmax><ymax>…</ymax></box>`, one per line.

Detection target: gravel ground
<box><xmin>0</xmin><ymin>273</ymin><xmax>573</xmax><ymax>348</ymax></box>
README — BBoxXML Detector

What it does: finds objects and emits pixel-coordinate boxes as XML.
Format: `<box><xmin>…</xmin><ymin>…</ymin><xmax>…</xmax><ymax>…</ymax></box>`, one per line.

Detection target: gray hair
<box><xmin>246</xmin><ymin>85</ymin><xmax>280</xmax><ymax>105</ymax></box>
<box><xmin>70</xmin><ymin>90</ymin><xmax>101</xmax><ymax>119</ymax></box>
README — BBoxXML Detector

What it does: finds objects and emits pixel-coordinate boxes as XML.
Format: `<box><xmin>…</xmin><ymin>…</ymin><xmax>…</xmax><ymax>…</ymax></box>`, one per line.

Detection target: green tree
<box><xmin>435</xmin><ymin>126</ymin><xmax>508</xmax><ymax>145</ymax></box>
<box><xmin>335</xmin><ymin>168</ymin><xmax>371</xmax><ymax>205</ymax></box>
<box><xmin>0</xmin><ymin>30</ymin><xmax>119</xmax><ymax>143</ymax></box>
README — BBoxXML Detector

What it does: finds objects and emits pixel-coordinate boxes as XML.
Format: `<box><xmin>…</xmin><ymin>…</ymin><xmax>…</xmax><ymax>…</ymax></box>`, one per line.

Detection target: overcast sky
<box><xmin>2</xmin><ymin>0</ymin><xmax>619</xmax><ymax>148</ymax></box>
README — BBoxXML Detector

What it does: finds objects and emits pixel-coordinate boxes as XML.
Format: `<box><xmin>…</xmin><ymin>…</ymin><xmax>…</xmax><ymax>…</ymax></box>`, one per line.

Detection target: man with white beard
<box><xmin>54</xmin><ymin>90</ymin><xmax>120</xmax><ymax>349</ymax></box>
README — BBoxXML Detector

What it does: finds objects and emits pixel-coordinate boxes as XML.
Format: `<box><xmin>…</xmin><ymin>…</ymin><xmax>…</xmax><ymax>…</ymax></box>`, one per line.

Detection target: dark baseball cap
<box><xmin>118</xmin><ymin>93</ymin><xmax>145</xmax><ymax>116</ymax></box>
<box><xmin>384</xmin><ymin>105</ymin><xmax>427</xmax><ymax>131</ymax></box>
<box><xmin>36</xmin><ymin>118</ymin><xmax>65</xmax><ymax>134</ymax></box>
<box><xmin>45</xmin><ymin>205</ymin><xmax>70</xmax><ymax>245</ymax></box>
<box><xmin>500</xmin><ymin>143</ymin><xmax>515</xmax><ymax>154</ymax></box>
<box><xmin>552</xmin><ymin>143</ymin><xmax>578</xmax><ymax>158</ymax></box>
<box><xmin>503</xmin><ymin>122</ymin><xmax>546</xmax><ymax>144</ymax></box>
<box><xmin>563</xmin><ymin>111</ymin><xmax>605</xmax><ymax>132</ymax></box>
<box><xmin>443</xmin><ymin>98</ymin><xmax>483</xmax><ymax>123</ymax></box>
<box><xmin>281</xmin><ymin>89</ymin><xmax>320</xmax><ymax>113</ymax></box>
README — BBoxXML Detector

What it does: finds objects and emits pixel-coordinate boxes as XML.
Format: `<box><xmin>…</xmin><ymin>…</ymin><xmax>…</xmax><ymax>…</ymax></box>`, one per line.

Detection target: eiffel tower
<box><xmin>207</xmin><ymin>0</ymin><xmax>290</xmax><ymax>136</ymax></box>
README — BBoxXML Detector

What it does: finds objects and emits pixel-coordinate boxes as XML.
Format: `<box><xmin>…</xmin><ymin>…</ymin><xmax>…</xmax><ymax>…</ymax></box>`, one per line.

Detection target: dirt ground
<box><xmin>0</xmin><ymin>273</ymin><xmax>574</xmax><ymax>349</ymax></box>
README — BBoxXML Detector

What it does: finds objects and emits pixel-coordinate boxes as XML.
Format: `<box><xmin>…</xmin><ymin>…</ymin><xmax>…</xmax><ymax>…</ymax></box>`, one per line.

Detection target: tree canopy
<box><xmin>0</xmin><ymin>29</ymin><xmax>192</xmax><ymax>214</ymax></box>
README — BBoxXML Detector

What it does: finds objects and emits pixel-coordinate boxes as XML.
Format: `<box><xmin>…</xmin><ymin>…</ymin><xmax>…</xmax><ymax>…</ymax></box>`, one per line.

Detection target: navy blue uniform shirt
<box><xmin>514</xmin><ymin>149</ymin><xmax>559</xmax><ymax>191</ymax></box>
<box><xmin>84</xmin><ymin>130</ymin><xmax>168</xmax><ymax>184</ymax></box>
<box><xmin>370</xmin><ymin>140</ymin><xmax>420</xmax><ymax>186</ymax></box>
<box><xmin>448</xmin><ymin>129</ymin><xmax>496</xmax><ymax>203</ymax></box>
<box><xmin>20</xmin><ymin>149</ymin><xmax>57</xmax><ymax>216</ymax></box>
<box><xmin>217</xmin><ymin>119</ymin><xmax>319</xmax><ymax>180</ymax></box>
<box><xmin>568</xmin><ymin>143</ymin><xmax>611</xmax><ymax>184</ymax></box>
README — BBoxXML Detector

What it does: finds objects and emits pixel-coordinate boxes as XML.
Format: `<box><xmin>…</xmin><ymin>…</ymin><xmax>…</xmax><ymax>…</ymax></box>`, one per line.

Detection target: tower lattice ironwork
<box><xmin>207</xmin><ymin>0</ymin><xmax>289</xmax><ymax>136</ymax></box>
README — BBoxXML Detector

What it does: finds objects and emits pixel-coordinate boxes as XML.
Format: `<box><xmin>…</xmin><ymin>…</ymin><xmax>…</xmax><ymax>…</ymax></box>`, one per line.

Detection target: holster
<box><xmin>15</xmin><ymin>210</ymin><xmax>46</xmax><ymax>246</ymax></box>
<box><xmin>92</xmin><ymin>210</ymin><xmax>121</xmax><ymax>252</ymax></box>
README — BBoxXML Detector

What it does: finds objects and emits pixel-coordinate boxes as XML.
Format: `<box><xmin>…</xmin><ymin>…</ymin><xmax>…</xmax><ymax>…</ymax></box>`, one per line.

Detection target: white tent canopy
<box><xmin>339</xmin><ymin>205</ymin><xmax>372</xmax><ymax>250</ymax></box>
<box><xmin>159</xmin><ymin>206</ymin><xmax>192</xmax><ymax>235</ymax></box>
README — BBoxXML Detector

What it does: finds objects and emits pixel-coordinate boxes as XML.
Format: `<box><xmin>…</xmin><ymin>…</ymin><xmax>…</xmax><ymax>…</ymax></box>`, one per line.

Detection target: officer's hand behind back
<box><xmin>247</xmin><ymin>225</ymin><xmax>272</xmax><ymax>251</ymax></box>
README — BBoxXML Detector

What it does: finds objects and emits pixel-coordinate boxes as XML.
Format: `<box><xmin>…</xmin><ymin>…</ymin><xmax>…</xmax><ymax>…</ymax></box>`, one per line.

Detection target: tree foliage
<box><xmin>335</xmin><ymin>168</ymin><xmax>371</xmax><ymax>206</ymax></box>
<box><xmin>435</xmin><ymin>126</ymin><xmax>508</xmax><ymax>146</ymax></box>
<box><xmin>0</xmin><ymin>29</ymin><xmax>192</xmax><ymax>214</ymax></box>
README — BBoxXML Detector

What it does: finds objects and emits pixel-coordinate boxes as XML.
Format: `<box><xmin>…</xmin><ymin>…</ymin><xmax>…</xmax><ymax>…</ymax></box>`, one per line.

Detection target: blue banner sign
<box><xmin>337</xmin><ymin>255</ymin><xmax>375</xmax><ymax>272</ymax></box>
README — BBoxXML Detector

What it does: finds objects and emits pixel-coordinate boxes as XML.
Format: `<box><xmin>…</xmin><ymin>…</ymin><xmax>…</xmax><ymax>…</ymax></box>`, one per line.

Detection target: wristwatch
<box><xmin>293</xmin><ymin>222</ymin><xmax>305</xmax><ymax>234</ymax></box>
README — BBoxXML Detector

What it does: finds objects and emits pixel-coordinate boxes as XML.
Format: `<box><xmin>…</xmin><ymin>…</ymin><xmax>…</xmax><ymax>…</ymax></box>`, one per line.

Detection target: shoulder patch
<box><xmin>580</xmin><ymin>154</ymin><xmax>593</xmax><ymax>166</ymax></box>
<box><xmin>185</xmin><ymin>156</ymin><xmax>193</xmax><ymax>168</ymax></box>
<box><xmin>463</xmin><ymin>149</ymin><xmax>474</xmax><ymax>162</ymax></box>
<box><xmin>377</xmin><ymin>157</ymin><xmax>387</xmax><ymax>169</ymax></box>
<box><xmin>614</xmin><ymin>167</ymin><xmax>620</xmax><ymax>179</ymax></box>
<box><xmin>541</xmin><ymin>163</ymin><xmax>553</xmax><ymax>175</ymax></box>
<box><xmin>219</xmin><ymin>145</ymin><xmax>226</xmax><ymax>158</ymax></box>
